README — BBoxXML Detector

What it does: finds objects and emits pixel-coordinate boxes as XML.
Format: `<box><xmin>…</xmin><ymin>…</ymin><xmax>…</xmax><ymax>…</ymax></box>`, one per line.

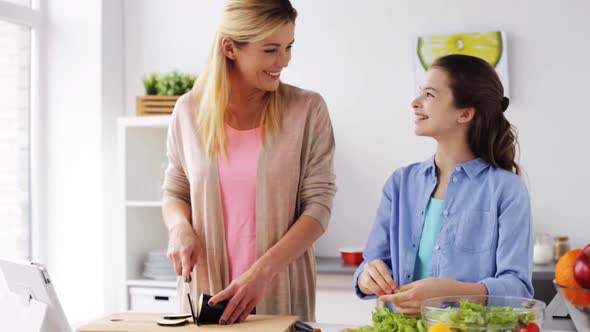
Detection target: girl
<box><xmin>354</xmin><ymin>54</ymin><xmax>533</xmax><ymax>315</ymax></box>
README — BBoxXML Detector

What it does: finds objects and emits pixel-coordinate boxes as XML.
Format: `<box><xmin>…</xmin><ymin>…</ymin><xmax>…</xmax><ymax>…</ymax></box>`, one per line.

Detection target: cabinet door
<box><xmin>315</xmin><ymin>273</ymin><xmax>375</xmax><ymax>325</ymax></box>
<box><xmin>128</xmin><ymin>286</ymin><xmax>177</xmax><ymax>313</ymax></box>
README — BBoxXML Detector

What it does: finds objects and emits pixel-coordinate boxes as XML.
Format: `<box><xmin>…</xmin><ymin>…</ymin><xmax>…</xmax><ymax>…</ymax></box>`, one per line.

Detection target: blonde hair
<box><xmin>192</xmin><ymin>0</ymin><xmax>297</xmax><ymax>158</ymax></box>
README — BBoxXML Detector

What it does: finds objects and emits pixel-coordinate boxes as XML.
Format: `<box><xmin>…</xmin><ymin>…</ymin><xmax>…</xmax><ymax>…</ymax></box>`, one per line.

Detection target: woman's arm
<box><xmin>162</xmin><ymin>196</ymin><xmax>198</xmax><ymax>282</ymax></box>
<box><xmin>254</xmin><ymin>215</ymin><xmax>324</xmax><ymax>277</ymax></box>
<box><xmin>162</xmin><ymin>98</ymin><xmax>199</xmax><ymax>283</ymax></box>
<box><xmin>258</xmin><ymin>93</ymin><xmax>336</xmax><ymax>275</ymax></box>
<box><xmin>162</xmin><ymin>196</ymin><xmax>191</xmax><ymax>232</ymax></box>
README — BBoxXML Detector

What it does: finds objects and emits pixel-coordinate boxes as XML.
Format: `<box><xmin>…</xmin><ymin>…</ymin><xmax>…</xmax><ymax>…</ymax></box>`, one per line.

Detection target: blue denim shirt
<box><xmin>354</xmin><ymin>157</ymin><xmax>534</xmax><ymax>304</ymax></box>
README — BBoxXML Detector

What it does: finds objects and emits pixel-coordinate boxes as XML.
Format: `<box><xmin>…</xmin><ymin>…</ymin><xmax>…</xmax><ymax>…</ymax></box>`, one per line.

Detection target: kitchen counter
<box><xmin>532</xmin><ymin>262</ymin><xmax>557</xmax><ymax>280</ymax></box>
<box><xmin>316</xmin><ymin>256</ymin><xmax>359</xmax><ymax>274</ymax></box>
<box><xmin>77</xmin><ymin>313</ymin><xmax>361</xmax><ymax>332</ymax></box>
<box><xmin>317</xmin><ymin>256</ymin><xmax>557</xmax><ymax>278</ymax></box>
<box><xmin>307</xmin><ymin>322</ymin><xmax>357</xmax><ymax>331</ymax></box>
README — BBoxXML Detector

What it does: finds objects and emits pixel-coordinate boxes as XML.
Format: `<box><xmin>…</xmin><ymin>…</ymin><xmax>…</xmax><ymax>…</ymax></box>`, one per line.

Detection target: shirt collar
<box><xmin>419</xmin><ymin>156</ymin><xmax>436</xmax><ymax>175</ymax></box>
<box><xmin>419</xmin><ymin>155</ymin><xmax>490</xmax><ymax>178</ymax></box>
<box><xmin>460</xmin><ymin>158</ymin><xmax>490</xmax><ymax>178</ymax></box>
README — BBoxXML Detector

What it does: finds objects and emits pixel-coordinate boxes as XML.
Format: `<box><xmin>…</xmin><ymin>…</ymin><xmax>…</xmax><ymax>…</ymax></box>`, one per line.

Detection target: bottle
<box><xmin>554</xmin><ymin>235</ymin><xmax>570</xmax><ymax>261</ymax></box>
<box><xmin>533</xmin><ymin>233</ymin><xmax>553</xmax><ymax>265</ymax></box>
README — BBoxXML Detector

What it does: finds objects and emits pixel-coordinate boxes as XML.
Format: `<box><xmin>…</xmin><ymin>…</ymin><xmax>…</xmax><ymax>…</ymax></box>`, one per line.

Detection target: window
<box><xmin>0</xmin><ymin>0</ymin><xmax>39</xmax><ymax>260</ymax></box>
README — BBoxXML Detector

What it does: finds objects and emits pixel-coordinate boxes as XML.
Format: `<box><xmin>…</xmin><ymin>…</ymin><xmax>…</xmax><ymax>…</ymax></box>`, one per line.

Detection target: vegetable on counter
<box><xmin>515</xmin><ymin>321</ymin><xmax>540</xmax><ymax>332</ymax></box>
<box><xmin>347</xmin><ymin>307</ymin><xmax>426</xmax><ymax>332</ymax></box>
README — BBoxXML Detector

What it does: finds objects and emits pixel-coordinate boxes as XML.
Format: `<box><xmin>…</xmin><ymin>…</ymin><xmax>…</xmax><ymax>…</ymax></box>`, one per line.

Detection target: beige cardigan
<box><xmin>163</xmin><ymin>84</ymin><xmax>336</xmax><ymax>322</ymax></box>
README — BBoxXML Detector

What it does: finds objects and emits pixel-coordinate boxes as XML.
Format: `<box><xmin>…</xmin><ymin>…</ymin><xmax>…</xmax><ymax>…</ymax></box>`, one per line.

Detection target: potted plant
<box><xmin>136</xmin><ymin>71</ymin><xmax>197</xmax><ymax>116</ymax></box>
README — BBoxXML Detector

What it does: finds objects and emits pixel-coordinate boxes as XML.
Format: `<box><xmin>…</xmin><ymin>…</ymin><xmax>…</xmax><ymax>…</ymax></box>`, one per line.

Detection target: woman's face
<box><xmin>229</xmin><ymin>22</ymin><xmax>295</xmax><ymax>93</ymax></box>
<box><xmin>411</xmin><ymin>67</ymin><xmax>468</xmax><ymax>139</ymax></box>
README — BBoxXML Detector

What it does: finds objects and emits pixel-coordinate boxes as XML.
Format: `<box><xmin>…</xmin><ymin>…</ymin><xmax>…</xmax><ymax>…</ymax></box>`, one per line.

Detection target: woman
<box><xmin>354</xmin><ymin>54</ymin><xmax>533</xmax><ymax>315</ymax></box>
<box><xmin>162</xmin><ymin>0</ymin><xmax>336</xmax><ymax>324</ymax></box>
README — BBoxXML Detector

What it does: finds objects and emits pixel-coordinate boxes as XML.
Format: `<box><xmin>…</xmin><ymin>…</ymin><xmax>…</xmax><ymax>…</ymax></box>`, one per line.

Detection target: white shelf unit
<box><xmin>117</xmin><ymin>115</ymin><xmax>177</xmax><ymax>313</ymax></box>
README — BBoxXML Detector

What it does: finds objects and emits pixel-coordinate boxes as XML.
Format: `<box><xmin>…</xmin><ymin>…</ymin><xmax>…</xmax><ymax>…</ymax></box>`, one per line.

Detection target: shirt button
<box><xmin>435</xmin><ymin>245</ymin><xmax>440</xmax><ymax>250</ymax></box>
<box><xmin>443</xmin><ymin>210</ymin><xmax>449</xmax><ymax>216</ymax></box>
<box><xmin>412</xmin><ymin>243</ymin><xmax>416</xmax><ymax>248</ymax></box>
<box><xmin>455</xmin><ymin>166</ymin><xmax>461</xmax><ymax>172</ymax></box>
<box><xmin>452</xmin><ymin>177</ymin><xmax>458</xmax><ymax>183</ymax></box>
<box><xmin>407</xmin><ymin>274</ymin><xmax>410</xmax><ymax>279</ymax></box>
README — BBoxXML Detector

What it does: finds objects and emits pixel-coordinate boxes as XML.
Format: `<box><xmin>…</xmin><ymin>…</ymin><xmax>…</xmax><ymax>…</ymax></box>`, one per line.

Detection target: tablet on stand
<box><xmin>0</xmin><ymin>259</ymin><xmax>71</xmax><ymax>332</ymax></box>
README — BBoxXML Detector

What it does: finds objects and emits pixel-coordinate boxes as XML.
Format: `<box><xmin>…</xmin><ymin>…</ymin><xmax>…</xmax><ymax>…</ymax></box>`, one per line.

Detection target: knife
<box><xmin>187</xmin><ymin>292</ymin><xmax>197</xmax><ymax>324</ymax></box>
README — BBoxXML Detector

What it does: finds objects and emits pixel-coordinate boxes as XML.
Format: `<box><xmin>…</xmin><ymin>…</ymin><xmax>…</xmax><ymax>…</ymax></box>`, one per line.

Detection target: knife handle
<box><xmin>293</xmin><ymin>320</ymin><xmax>321</xmax><ymax>332</ymax></box>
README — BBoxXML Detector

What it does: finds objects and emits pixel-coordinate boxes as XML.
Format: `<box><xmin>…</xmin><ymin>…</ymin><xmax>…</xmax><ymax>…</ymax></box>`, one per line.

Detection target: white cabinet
<box><xmin>129</xmin><ymin>286</ymin><xmax>177</xmax><ymax>313</ymax></box>
<box><xmin>116</xmin><ymin>116</ymin><xmax>177</xmax><ymax>311</ymax></box>
<box><xmin>315</xmin><ymin>273</ymin><xmax>376</xmax><ymax>325</ymax></box>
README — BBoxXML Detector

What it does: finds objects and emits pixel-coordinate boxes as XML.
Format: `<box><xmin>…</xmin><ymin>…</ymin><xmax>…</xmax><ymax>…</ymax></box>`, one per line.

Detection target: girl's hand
<box><xmin>208</xmin><ymin>267</ymin><xmax>270</xmax><ymax>324</ymax></box>
<box><xmin>358</xmin><ymin>259</ymin><xmax>398</xmax><ymax>296</ymax></box>
<box><xmin>379</xmin><ymin>278</ymin><xmax>463</xmax><ymax>316</ymax></box>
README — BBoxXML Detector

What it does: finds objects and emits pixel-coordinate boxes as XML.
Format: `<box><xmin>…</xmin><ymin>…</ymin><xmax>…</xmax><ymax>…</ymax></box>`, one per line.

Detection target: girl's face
<box><xmin>411</xmin><ymin>67</ymin><xmax>471</xmax><ymax>140</ymax></box>
<box><xmin>226</xmin><ymin>22</ymin><xmax>295</xmax><ymax>93</ymax></box>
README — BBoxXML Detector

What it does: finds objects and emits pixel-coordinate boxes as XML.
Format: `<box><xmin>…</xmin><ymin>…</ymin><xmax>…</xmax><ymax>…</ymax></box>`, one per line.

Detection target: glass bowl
<box><xmin>553</xmin><ymin>279</ymin><xmax>590</xmax><ymax>311</ymax></box>
<box><xmin>421</xmin><ymin>295</ymin><xmax>545</xmax><ymax>331</ymax></box>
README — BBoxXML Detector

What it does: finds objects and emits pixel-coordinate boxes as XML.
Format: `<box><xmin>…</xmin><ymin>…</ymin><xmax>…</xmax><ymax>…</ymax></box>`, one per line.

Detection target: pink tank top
<box><xmin>217</xmin><ymin>123</ymin><xmax>260</xmax><ymax>281</ymax></box>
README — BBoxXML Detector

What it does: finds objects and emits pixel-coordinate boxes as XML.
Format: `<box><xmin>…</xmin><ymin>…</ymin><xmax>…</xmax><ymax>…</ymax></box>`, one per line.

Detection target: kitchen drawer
<box><xmin>128</xmin><ymin>286</ymin><xmax>177</xmax><ymax>313</ymax></box>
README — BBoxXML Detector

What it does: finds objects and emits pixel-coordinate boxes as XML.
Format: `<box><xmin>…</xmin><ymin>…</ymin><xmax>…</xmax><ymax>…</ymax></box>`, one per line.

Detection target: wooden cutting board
<box><xmin>77</xmin><ymin>312</ymin><xmax>300</xmax><ymax>332</ymax></box>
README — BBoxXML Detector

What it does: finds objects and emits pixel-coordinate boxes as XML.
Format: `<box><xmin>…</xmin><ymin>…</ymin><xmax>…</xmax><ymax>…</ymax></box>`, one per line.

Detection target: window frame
<box><xmin>0</xmin><ymin>0</ymin><xmax>42</xmax><ymax>262</ymax></box>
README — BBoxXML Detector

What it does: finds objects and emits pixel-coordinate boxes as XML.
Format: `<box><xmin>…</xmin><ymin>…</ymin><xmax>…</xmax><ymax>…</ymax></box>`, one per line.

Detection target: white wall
<box><xmin>44</xmin><ymin>0</ymin><xmax>103</xmax><ymax>324</ymax></box>
<box><xmin>123</xmin><ymin>0</ymin><xmax>590</xmax><ymax>256</ymax></box>
<box><xmin>40</xmin><ymin>0</ymin><xmax>124</xmax><ymax>325</ymax></box>
<box><xmin>101</xmin><ymin>0</ymin><xmax>125</xmax><ymax>316</ymax></box>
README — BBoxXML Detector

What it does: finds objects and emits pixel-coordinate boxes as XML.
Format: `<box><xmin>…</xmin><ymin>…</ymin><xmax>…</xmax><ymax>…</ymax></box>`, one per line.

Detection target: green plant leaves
<box><xmin>142</xmin><ymin>71</ymin><xmax>197</xmax><ymax>96</ymax></box>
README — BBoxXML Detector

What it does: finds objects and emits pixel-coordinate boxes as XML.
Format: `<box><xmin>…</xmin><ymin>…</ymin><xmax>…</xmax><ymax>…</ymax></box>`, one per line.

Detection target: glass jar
<box><xmin>533</xmin><ymin>233</ymin><xmax>553</xmax><ymax>265</ymax></box>
<box><xmin>553</xmin><ymin>235</ymin><xmax>570</xmax><ymax>261</ymax></box>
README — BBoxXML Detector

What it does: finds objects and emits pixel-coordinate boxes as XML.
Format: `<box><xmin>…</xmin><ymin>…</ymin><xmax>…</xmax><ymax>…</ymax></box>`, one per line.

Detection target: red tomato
<box><xmin>516</xmin><ymin>322</ymin><xmax>540</xmax><ymax>332</ymax></box>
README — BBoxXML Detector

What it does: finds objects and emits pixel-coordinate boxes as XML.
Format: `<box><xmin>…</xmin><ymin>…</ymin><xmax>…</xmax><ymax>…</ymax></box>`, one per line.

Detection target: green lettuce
<box><xmin>349</xmin><ymin>301</ymin><xmax>538</xmax><ymax>332</ymax></box>
<box><xmin>348</xmin><ymin>307</ymin><xmax>426</xmax><ymax>332</ymax></box>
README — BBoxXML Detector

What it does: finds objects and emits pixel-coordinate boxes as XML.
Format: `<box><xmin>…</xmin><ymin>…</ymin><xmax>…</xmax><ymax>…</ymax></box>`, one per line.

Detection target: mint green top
<box><xmin>414</xmin><ymin>198</ymin><xmax>445</xmax><ymax>280</ymax></box>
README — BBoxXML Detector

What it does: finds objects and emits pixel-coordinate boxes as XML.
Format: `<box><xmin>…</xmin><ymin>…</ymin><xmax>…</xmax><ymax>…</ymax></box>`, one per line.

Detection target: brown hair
<box><xmin>432</xmin><ymin>54</ymin><xmax>520</xmax><ymax>175</ymax></box>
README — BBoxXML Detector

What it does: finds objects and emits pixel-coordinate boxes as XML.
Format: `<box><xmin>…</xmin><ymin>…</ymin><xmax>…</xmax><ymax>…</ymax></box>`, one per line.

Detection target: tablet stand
<box><xmin>0</xmin><ymin>291</ymin><xmax>48</xmax><ymax>332</ymax></box>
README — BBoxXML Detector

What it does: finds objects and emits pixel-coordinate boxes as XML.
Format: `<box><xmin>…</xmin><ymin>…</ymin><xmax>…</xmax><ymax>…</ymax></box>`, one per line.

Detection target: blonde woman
<box><xmin>162</xmin><ymin>0</ymin><xmax>336</xmax><ymax>324</ymax></box>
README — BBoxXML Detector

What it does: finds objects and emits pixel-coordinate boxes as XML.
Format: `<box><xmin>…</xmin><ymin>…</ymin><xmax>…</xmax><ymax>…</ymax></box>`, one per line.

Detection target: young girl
<box><xmin>354</xmin><ymin>54</ymin><xmax>533</xmax><ymax>315</ymax></box>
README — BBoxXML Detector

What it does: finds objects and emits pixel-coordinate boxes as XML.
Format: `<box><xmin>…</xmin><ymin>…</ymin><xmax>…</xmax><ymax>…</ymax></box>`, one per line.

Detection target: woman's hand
<box><xmin>378</xmin><ymin>278</ymin><xmax>487</xmax><ymax>316</ymax></box>
<box><xmin>166</xmin><ymin>222</ymin><xmax>199</xmax><ymax>282</ymax></box>
<box><xmin>358</xmin><ymin>259</ymin><xmax>397</xmax><ymax>296</ymax></box>
<box><xmin>208</xmin><ymin>267</ymin><xmax>271</xmax><ymax>325</ymax></box>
